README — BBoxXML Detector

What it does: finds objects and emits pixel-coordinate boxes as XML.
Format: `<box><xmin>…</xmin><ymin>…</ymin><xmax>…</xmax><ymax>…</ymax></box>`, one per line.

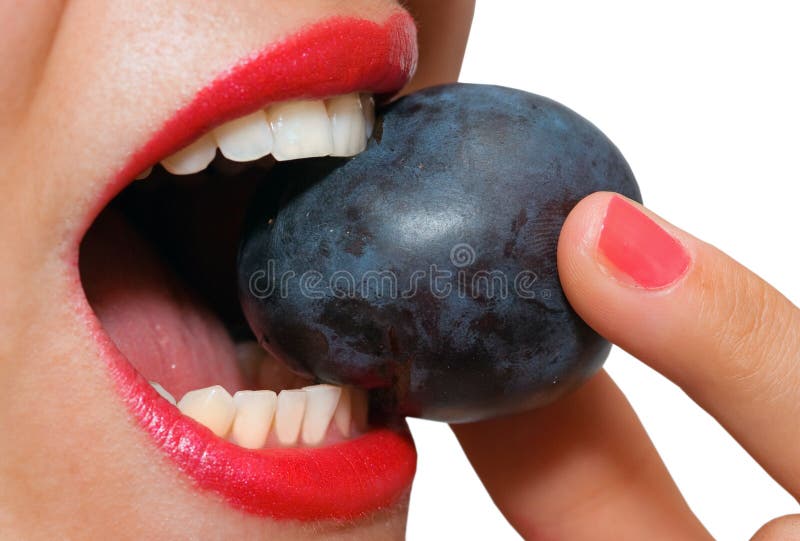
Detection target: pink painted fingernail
<box><xmin>597</xmin><ymin>196</ymin><xmax>691</xmax><ymax>288</ymax></box>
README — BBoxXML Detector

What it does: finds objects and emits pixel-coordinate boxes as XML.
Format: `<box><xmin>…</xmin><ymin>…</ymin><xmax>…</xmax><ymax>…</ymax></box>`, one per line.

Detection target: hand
<box><xmin>452</xmin><ymin>192</ymin><xmax>800</xmax><ymax>540</ymax></box>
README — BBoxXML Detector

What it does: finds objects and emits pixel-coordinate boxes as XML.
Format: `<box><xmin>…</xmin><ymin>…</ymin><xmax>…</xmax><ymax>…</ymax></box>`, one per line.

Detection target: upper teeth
<box><xmin>150</xmin><ymin>92</ymin><xmax>374</xmax><ymax>177</ymax></box>
<box><xmin>215</xmin><ymin>109</ymin><xmax>274</xmax><ymax>163</ymax></box>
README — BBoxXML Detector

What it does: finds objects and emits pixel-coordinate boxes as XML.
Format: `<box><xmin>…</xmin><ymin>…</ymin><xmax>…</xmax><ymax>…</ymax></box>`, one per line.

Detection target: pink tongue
<box><xmin>80</xmin><ymin>209</ymin><xmax>245</xmax><ymax>398</ymax></box>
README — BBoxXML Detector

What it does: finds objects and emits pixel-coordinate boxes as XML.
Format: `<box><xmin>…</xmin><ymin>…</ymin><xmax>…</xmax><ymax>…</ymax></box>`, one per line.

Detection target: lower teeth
<box><xmin>151</xmin><ymin>374</ymin><xmax>367</xmax><ymax>450</ymax></box>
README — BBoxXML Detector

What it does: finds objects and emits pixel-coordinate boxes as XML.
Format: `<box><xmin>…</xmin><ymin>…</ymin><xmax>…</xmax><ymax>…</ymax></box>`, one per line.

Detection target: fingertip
<box><xmin>558</xmin><ymin>191</ymin><xmax>613</xmax><ymax>258</ymax></box>
<box><xmin>751</xmin><ymin>515</ymin><xmax>800</xmax><ymax>541</ymax></box>
<box><xmin>559</xmin><ymin>191</ymin><xmax>695</xmax><ymax>302</ymax></box>
<box><xmin>557</xmin><ymin>191</ymin><xmax>619</xmax><ymax>317</ymax></box>
<box><xmin>556</xmin><ymin>191</ymin><xmax>696</xmax><ymax>349</ymax></box>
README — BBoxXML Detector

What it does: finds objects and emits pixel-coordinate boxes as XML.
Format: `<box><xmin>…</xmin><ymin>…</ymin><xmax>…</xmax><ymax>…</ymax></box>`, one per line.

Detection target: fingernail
<box><xmin>597</xmin><ymin>196</ymin><xmax>690</xmax><ymax>288</ymax></box>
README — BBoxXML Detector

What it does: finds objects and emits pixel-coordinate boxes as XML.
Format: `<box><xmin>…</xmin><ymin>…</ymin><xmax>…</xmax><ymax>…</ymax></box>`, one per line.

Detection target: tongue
<box><xmin>80</xmin><ymin>209</ymin><xmax>245</xmax><ymax>399</ymax></box>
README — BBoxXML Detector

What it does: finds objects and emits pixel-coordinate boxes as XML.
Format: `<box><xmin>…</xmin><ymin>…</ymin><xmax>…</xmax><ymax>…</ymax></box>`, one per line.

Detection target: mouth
<box><xmin>71</xmin><ymin>12</ymin><xmax>417</xmax><ymax>521</ymax></box>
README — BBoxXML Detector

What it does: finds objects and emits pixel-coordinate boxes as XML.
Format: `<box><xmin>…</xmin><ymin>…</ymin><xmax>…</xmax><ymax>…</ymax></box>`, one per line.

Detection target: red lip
<box><xmin>75</xmin><ymin>11</ymin><xmax>418</xmax><ymax>521</ymax></box>
<box><xmin>100</xmin><ymin>11</ymin><xmax>418</xmax><ymax>221</ymax></box>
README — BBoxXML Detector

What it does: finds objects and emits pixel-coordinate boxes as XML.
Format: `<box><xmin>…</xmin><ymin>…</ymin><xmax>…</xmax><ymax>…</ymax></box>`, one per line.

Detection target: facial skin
<box><xmin>0</xmin><ymin>1</ymin><xmax>473</xmax><ymax>538</ymax></box>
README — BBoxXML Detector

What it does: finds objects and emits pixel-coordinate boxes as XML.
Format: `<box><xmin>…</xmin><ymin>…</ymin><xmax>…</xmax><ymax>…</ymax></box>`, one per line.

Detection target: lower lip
<box><xmin>72</xmin><ymin>12</ymin><xmax>418</xmax><ymax>521</ymax></box>
<box><xmin>81</xmin><ymin>263</ymin><xmax>417</xmax><ymax>521</ymax></box>
<box><xmin>102</xmin><ymin>342</ymin><xmax>416</xmax><ymax>520</ymax></box>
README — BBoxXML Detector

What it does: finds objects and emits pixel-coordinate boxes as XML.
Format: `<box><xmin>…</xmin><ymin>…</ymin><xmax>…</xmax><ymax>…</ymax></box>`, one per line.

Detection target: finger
<box><xmin>558</xmin><ymin>192</ymin><xmax>800</xmax><ymax>496</ymax></box>
<box><xmin>452</xmin><ymin>371</ymin><xmax>711</xmax><ymax>540</ymax></box>
<box><xmin>751</xmin><ymin>515</ymin><xmax>800</xmax><ymax>540</ymax></box>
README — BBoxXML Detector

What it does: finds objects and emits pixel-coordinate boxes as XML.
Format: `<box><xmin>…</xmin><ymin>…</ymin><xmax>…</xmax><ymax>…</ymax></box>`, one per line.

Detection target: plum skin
<box><xmin>238</xmin><ymin>83</ymin><xmax>641</xmax><ymax>423</ymax></box>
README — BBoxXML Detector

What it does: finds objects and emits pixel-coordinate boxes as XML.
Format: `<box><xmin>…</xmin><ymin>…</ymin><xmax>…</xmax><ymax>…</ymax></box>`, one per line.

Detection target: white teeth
<box><xmin>231</xmin><ymin>390</ymin><xmax>277</xmax><ymax>449</ymax></box>
<box><xmin>135</xmin><ymin>166</ymin><xmax>153</xmax><ymax>180</ymax></box>
<box><xmin>149</xmin><ymin>93</ymin><xmax>373</xmax><ymax>178</ymax></box>
<box><xmin>332</xmin><ymin>387</ymin><xmax>352</xmax><ymax>437</ymax></box>
<box><xmin>326</xmin><ymin>94</ymin><xmax>367</xmax><ymax>157</ymax></box>
<box><xmin>274</xmin><ymin>390</ymin><xmax>307</xmax><ymax>445</ymax></box>
<box><xmin>267</xmin><ymin>99</ymin><xmax>334</xmax><ymax>161</ymax></box>
<box><xmin>177</xmin><ymin>385</ymin><xmax>236</xmax><ymax>437</ymax></box>
<box><xmin>301</xmin><ymin>384</ymin><xmax>342</xmax><ymax>445</ymax></box>
<box><xmin>161</xmin><ymin>133</ymin><xmax>216</xmax><ymax>175</ymax></box>
<box><xmin>149</xmin><ymin>381</ymin><xmax>176</xmax><ymax>405</ymax></box>
<box><xmin>173</xmin><ymin>379</ymin><xmax>365</xmax><ymax>448</ymax></box>
<box><xmin>213</xmin><ymin>110</ymin><xmax>274</xmax><ymax>162</ymax></box>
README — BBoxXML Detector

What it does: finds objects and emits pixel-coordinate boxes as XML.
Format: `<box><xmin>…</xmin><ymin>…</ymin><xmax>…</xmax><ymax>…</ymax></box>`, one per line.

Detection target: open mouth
<box><xmin>71</xmin><ymin>12</ymin><xmax>418</xmax><ymax>521</ymax></box>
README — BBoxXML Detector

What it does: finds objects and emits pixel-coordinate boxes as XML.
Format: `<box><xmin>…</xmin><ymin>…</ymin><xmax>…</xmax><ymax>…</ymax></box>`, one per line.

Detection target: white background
<box><xmin>406</xmin><ymin>1</ymin><xmax>800</xmax><ymax>539</ymax></box>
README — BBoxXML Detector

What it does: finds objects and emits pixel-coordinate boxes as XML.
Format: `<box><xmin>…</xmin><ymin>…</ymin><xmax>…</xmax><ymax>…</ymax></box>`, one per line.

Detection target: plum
<box><xmin>238</xmin><ymin>83</ymin><xmax>641</xmax><ymax>423</ymax></box>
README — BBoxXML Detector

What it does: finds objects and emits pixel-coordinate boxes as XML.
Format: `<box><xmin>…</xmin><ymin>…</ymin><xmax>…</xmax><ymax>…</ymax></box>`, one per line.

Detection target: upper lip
<box><xmin>72</xmin><ymin>10</ymin><xmax>418</xmax><ymax>521</ymax></box>
<box><xmin>83</xmin><ymin>9</ymin><xmax>419</xmax><ymax>239</ymax></box>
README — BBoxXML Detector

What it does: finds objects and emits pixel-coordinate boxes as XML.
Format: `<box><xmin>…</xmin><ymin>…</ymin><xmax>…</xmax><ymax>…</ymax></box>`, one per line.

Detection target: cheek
<box><xmin>0</xmin><ymin>0</ymin><xmax>416</xmax><ymax>534</ymax></box>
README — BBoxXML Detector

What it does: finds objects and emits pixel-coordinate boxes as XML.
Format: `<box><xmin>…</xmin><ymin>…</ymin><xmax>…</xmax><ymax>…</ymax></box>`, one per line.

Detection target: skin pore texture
<box><xmin>0</xmin><ymin>1</ymin><xmax>473</xmax><ymax>538</ymax></box>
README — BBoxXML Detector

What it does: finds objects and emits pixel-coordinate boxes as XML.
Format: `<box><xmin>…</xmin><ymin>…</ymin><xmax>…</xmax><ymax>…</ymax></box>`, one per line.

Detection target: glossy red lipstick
<box><xmin>113</xmin><ymin>11</ymin><xmax>417</xmax><ymax>196</ymax></box>
<box><xmin>77</xmin><ymin>11</ymin><xmax>419</xmax><ymax>521</ymax></box>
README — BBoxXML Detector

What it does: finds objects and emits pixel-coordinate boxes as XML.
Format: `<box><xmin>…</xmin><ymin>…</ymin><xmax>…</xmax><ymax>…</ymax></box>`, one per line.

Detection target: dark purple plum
<box><xmin>238</xmin><ymin>83</ymin><xmax>641</xmax><ymax>423</ymax></box>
